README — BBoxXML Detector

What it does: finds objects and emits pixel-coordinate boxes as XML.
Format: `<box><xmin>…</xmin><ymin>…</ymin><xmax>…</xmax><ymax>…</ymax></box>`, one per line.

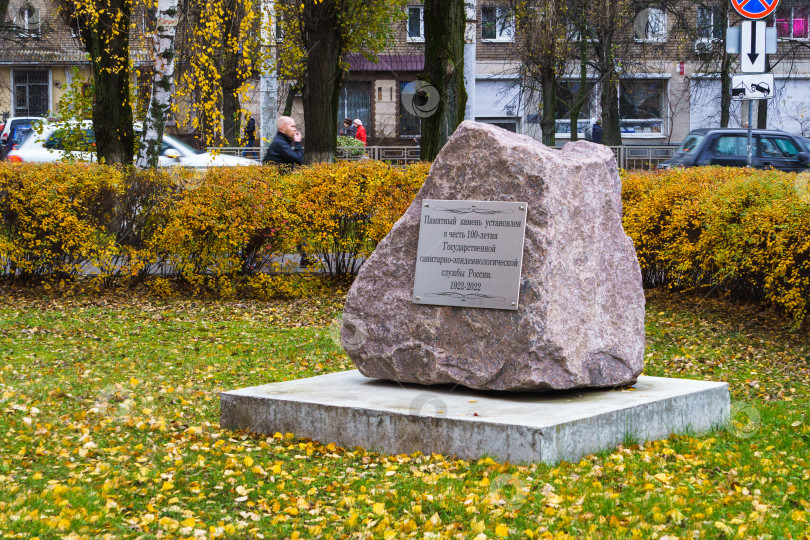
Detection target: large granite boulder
<box><xmin>341</xmin><ymin>121</ymin><xmax>645</xmax><ymax>391</ymax></box>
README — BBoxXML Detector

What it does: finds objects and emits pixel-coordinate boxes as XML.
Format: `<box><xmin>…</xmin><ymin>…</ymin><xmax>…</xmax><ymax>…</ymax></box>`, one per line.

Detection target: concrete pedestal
<box><xmin>220</xmin><ymin>371</ymin><xmax>729</xmax><ymax>464</ymax></box>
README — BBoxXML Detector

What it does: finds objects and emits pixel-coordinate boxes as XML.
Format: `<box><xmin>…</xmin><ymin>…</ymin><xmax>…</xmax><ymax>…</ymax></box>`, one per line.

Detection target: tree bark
<box><xmin>136</xmin><ymin>0</ymin><xmax>180</xmax><ymax>169</ymax></box>
<box><xmin>757</xmin><ymin>57</ymin><xmax>771</xmax><ymax>129</ymax></box>
<box><xmin>569</xmin><ymin>33</ymin><xmax>589</xmax><ymax>141</ymax></box>
<box><xmin>540</xmin><ymin>66</ymin><xmax>556</xmax><ymax>147</ymax></box>
<box><xmin>420</xmin><ymin>0</ymin><xmax>466</xmax><ymax>162</ymax></box>
<box><xmin>600</xmin><ymin>68</ymin><xmax>622</xmax><ymax>146</ymax></box>
<box><xmin>283</xmin><ymin>83</ymin><xmax>299</xmax><ymax>116</ymax></box>
<box><xmin>220</xmin><ymin>0</ymin><xmax>244</xmax><ymax>147</ymax></box>
<box><xmin>720</xmin><ymin>52</ymin><xmax>731</xmax><ymax>128</ymax></box>
<box><xmin>222</xmin><ymin>91</ymin><xmax>241</xmax><ymax>146</ymax></box>
<box><xmin>63</xmin><ymin>0</ymin><xmax>135</xmax><ymax>164</ymax></box>
<box><xmin>301</xmin><ymin>1</ymin><xmax>341</xmax><ymax>163</ymax></box>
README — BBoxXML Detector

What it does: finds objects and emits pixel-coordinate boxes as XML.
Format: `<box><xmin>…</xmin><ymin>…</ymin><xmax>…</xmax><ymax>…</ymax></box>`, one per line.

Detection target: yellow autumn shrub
<box><xmin>622</xmin><ymin>166</ymin><xmax>810</xmax><ymax>323</ymax></box>
<box><xmin>0</xmin><ymin>162</ymin><xmax>177</xmax><ymax>285</ymax></box>
<box><xmin>149</xmin><ymin>166</ymin><xmax>300</xmax><ymax>293</ymax></box>
<box><xmin>0</xmin><ymin>160</ymin><xmax>428</xmax><ymax>295</ymax></box>
<box><xmin>287</xmin><ymin>160</ymin><xmax>428</xmax><ymax>278</ymax></box>
<box><xmin>0</xmin><ymin>162</ymin><xmax>119</xmax><ymax>281</ymax></box>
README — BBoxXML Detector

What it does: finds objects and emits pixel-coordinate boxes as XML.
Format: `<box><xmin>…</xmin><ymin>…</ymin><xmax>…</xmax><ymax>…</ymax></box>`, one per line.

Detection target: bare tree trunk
<box><xmin>222</xmin><ymin>91</ymin><xmax>241</xmax><ymax>146</ymax></box>
<box><xmin>601</xmin><ymin>69</ymin><xmax>622</xmax><ymax>146</ymax></box>
<box><xmin>283</xmin><ymin>83</ymin><xmax>299</xmax><ymax>116</ymax></box>
<box><xmin>302</xmin><ymin>2</ymin><xmax>341</xmax><ymax>163</ymax></box>
<box><xmin>136</xmin><ymin>0</ymin><xmax>180</xmax><ymax>169</ymax></box>
<box><xmin>757</xmin><ymin>57</ymin><xmax>771</xmax><ymax>129</ymax></box>
<box><xmin>569</xmin><ymin>35</ymin><xmax>588</xmax><ymax>142</ymax></box>
<box><xmin>720</xmin><ymin>52</ymin><xmax>731</xmax><ymax>128</ymax></box>
<box><xmin>540</xmin><ymin>66</ymin><xmax>556</xmax><ymax>146</ymax></box>
<box><xmin>420</xmin><ymin>0</ymin><xmax>466</xmax><ymax>162</ymax></box>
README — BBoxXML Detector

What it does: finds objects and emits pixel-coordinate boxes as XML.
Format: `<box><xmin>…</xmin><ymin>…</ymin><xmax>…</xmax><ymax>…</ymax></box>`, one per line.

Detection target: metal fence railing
<box><xmin>608</xmin><ymin>145</ymin><xmax>679</xmax><ymax>170</ymax></box>
<box><xmin>335</xmin><ymin>146</ymin><xmax>422</xmax><ymax>165</ymax></box>
<box><xmin>207</xmin><ymin>144</ymin><xmax>679</xmax><ymax>170</ymax></box>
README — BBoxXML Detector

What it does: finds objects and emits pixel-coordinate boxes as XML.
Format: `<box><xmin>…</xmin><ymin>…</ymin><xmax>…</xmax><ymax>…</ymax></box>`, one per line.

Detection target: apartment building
<box><xmin>2</xmin><ymin>1</ymin><xmax>809</xmax><ymax>147</ymax></box>
<box><xmin>0</xmin><ymin>0</ymin><xmax>92</xmax><ymax>119</ymax></box>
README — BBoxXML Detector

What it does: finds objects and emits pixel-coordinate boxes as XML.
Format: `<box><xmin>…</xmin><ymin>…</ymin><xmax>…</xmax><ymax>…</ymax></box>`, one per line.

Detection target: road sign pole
<box><xmin>747</xmin><ymin>101</ymin><xmax>754</xmax><ymax>168</ymax></box>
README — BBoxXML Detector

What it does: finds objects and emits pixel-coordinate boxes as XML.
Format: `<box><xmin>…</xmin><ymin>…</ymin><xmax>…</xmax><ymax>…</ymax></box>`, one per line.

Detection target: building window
<box><xmin>619</xmin><ymin>79</ymin><xmax>665</xmax><ymax>134</ymax></box>
<box><xmin>338</xmin><ymin>81</ymin><xmax>372</xmax><ymax>136</ymax></box>
<box><xmin>696</xmin><ymin>6</ymin><xmax>723</xmax><ymax>40</ymax></box>
<box><xmin>15</xmin><ymin>3</ymin><xmax>41</xmax><ymax>37</ymax></box>
<box><xmin>776</xmin><ymin>6</ymin><xmax>809</xmax><ymax>40</ymax></box>
<box><xmin>13</xmin><ymin>70</ymin><xmax>49</xmax><ymax>117</ymax></box>
<box><xmin>481</xmin><ymin>6</ymin><xmax>514</xmax><ymax>42</ymax></box>
<box><xmin>407</xmin><ymin>6</ymin><xmax>424</xmax><ymax>42</ymax></box>
<box><xmin>399</xmin><ymin>81</ymin><xmax>422</xmax><ymax>138</ymax></box>
<box><xmin>554</xmin><ymin>81</ymin><xmax>596</xmax><ymax>136</ymax></box>
<box><xmin>634</xmin><ymin>7</ymin><xmax>667</xmax><ymax>42</ymax></box>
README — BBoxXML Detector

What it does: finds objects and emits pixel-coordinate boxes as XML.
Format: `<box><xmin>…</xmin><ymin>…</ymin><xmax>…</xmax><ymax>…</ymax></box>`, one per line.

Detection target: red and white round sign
<box><xmin>730</xmin><ymin>0</ymin><xmax>781</xmax><ymax>20</ymax></box>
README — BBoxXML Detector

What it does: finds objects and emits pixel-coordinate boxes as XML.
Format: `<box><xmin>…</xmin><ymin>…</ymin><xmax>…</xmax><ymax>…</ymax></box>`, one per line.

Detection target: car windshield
<box><xmin>678</xmin><ymin>134</ymin><xmax>704</xmax><ymax>153</ymax></box>
<box><xmin>162</xmin><ymin>134</ymin><xmax>205</xmax><ymax>155</ymax></box>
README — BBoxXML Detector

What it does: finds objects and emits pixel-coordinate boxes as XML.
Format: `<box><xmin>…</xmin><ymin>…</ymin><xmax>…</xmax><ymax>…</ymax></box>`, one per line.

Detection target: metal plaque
<box><xmin>412</xmin><ymin>199</ymin><xmax>527</xmax><ymax>310</ymax></box>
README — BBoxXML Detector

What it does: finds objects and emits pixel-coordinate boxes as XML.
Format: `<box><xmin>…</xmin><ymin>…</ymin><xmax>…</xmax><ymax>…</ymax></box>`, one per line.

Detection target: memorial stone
<box><xmin>341</xmin><ymin>121</ymin><xmax>645</xmax><ymax>391</ymax></box>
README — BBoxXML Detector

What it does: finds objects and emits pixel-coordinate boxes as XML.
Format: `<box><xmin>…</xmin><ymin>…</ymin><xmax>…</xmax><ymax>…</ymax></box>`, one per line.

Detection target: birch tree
<box><xmin>136</xmin><ymin>0</ymin><xmax>180</xmax><ymax>168</ymax></box>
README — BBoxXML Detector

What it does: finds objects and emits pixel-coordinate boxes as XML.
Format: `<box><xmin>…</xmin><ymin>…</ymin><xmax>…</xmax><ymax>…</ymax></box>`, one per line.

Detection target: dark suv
<box><xmin>659</xmin><ymin>128</ymin><xmax>810</xmax><ymax>172</ymax></box>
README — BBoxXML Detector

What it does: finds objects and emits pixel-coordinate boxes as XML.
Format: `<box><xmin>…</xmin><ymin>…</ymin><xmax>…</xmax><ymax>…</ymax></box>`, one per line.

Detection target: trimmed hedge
<box><xmin>0</xmin><ymin>161</ymin><xmax>427</xmax><ymax>296</ymax></box>
<box><xmin>2</xmin><ymin>162</ymin><xmax>809</xmax><ymax>322</ymax></box>
<box><xmin>622</xmin><ymin>167</ymin><xmax>810</xmax><ymax>324</ymax></box>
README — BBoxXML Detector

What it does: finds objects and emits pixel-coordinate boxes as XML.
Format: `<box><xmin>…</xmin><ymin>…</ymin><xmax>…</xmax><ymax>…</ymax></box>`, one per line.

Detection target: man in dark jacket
<box><xmin>263</xmin><ymin>116</ymin><xmax>303</xmax><ymax>166</ymax></box>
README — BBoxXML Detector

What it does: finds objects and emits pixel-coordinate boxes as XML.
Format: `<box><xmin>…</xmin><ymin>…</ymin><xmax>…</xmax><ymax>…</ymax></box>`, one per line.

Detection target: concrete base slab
<box><xmin>220</xmin><ymin>371</ymin><xmax>729</xmax><ymax>464</ymax></box>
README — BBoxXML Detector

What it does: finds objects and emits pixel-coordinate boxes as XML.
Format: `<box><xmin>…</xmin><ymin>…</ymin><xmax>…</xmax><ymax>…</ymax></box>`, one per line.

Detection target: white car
<box><xmin>7</xmin><ymin>122</ymin><xmax>258</xmax><ymax>167</ymax></box>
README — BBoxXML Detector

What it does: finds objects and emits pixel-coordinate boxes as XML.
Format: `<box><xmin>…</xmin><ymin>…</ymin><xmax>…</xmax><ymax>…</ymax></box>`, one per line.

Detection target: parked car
<box><xmin>0</xmin><ymin>116</ymin><xmax>45</xmax><ymax>159</ymax></box>
<box><xmin>6</xmin><ymin>122</ymin><xmax>258</xmax><ymax>167</ymax></box>
<box><xmin>658</xmin><ymin>128</ymin><xmax>810</xmax><ymax>172</ymax></box>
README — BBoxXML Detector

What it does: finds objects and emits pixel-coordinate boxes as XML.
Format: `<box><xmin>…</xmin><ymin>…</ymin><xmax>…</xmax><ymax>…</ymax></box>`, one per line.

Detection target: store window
<box><xmin>407</xmin><ymin>6</ymin><xmax>424</xmax><ymax>42</ymax></box>
<box><xmin>619</xmin><ymin>79</ymin><xmax>665</xmax><ymax>135</ymax></box>
<box><xmin>634</xmin><ymin>7</ymin><xmax>667</xmax><ymax>42</ymax></box>
<box><xmin>481</xmin><ymin>6</ymin><xmax>514</xmax><ymax>42</ymax></box>
<box><xmin>776</xmin><ymin>6</ymin><xmax>809</xmax><ymax>40</ymax></box>
<box><xmin>13</xmin><ymin>70</ymin><xmax>49</xmax><ymax>117</ymax></box>
<box><xmin>554</xmin><ymin>81</ymin><xmax>596</xmax><ymax>136</ymax></box>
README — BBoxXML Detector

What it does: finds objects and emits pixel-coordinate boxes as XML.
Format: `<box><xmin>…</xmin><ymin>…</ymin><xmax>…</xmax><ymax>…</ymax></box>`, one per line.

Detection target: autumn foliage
<box><xmin>622</xmin><ymin>167</ymin><xmax>810</xmax><ymax>323</ymax></box>
<box><xmin>0</xmin><ymin>161</ymin><xmax>427</xmax><ymax>296</ymax></box>
<box><xmin>3</xmin><ymin>163</ymin><xmax>810</xmax><ymax>320</ymax></box>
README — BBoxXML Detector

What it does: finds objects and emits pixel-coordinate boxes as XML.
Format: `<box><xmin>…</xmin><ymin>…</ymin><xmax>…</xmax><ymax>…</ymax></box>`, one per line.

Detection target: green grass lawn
<box><xmin>0</xmin><ymin>288</ymin><xmax>807</xmax><ymax>539</ymax></box>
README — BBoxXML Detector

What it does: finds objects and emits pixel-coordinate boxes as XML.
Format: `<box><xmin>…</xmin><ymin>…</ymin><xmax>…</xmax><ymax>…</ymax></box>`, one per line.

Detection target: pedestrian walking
<box><xmin>353</xmin><ymin>119</ymin><xmax>367</xmax><ymax>145</ymax></box>
<box><xmin>339</xmin><ymin>118</ymin><xmax>356</xmax><ymax>137</ymax></box>
<box><xmin>592</xmin><ymin>118</ymin><xmax>603</xmax><ymax>144</ymax></box>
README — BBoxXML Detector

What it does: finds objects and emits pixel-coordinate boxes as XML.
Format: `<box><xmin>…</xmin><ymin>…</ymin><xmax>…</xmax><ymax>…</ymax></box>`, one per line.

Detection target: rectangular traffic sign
<box><xmin>731</xmin><ymin>73</ymin><xmax>774</xmax><ymax>100</ymax></box>
<box><xmin>741</xmin><ymin>20</ymin><xmax>767</xmax><ymax>73</ymax></box>
<box><xmin>728</xmin><ymin>25</ymin><xmax>777</xmax><ymax>54</ymax></box>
